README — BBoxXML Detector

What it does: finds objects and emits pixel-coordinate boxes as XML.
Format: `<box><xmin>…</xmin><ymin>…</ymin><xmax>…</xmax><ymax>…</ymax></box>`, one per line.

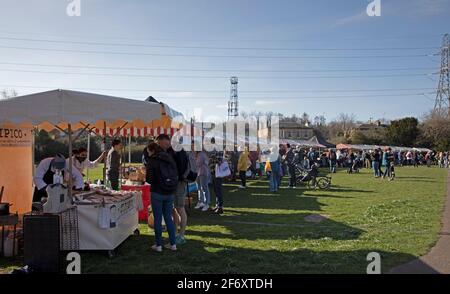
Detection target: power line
<box><xmin>0</xmin><ymin>68</ymin><xmax>433</xmax><ymax>79</ymax></box>
<box><xmin>0</xmin><ymin>36</ymin><xmax>438</xmax><ymax>51</ymax></box>
<box><xmin>2</xmin><ymin>89</ymin><xmax>432</xmax><ymax>100</ymax></box>
<box><xmin>0</xmin><ymin>45</ymin><xmax>432</xmax><ymax>59</ymax></box>
<box><xmin>0</xmin><ymin>30</ymin><xmax>443</xmax><ymax>43</ymax></box>
<box><xmin>0</xmin><ymin>61</ymin><xmax>437</xmax><ymax>73</ymax></box>
<box><xmin>0</xmin><ymin>84</ymin><xmax>435</xmax><ymax>94</ymax></box>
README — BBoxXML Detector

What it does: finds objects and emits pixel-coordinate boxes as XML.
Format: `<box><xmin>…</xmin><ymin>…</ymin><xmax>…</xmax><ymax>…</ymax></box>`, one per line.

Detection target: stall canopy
<box><xmin>0</xmin><ymin>89</ymin><xmax>183</xmax><ymax>213</ymax></box>
<box><xmin>0</xmin><ymin>89</ymin><xmax>182</xmax><ymax>130</ymax></box>
<box><xmin>335</xmin><ymin>143</ymin><xmax>432</xmax><ymax>153</ymax></box>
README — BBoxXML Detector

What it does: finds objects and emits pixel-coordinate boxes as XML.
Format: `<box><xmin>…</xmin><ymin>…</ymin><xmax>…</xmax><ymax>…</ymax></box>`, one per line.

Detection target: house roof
<box><xmin>279</xmin><ymin>121</ymin><xmax>312</xmax><ymax>129</ymax></box>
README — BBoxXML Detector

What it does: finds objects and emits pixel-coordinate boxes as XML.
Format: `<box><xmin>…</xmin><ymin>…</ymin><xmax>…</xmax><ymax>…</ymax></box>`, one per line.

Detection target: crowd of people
<box><xmin>34</xmin><ymin>137</ymin><xmax>448</xmax><ymax>253</ymax></box>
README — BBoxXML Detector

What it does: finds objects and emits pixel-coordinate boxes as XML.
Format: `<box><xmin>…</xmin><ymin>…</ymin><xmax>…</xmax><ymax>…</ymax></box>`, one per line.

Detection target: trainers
<box><xmin>176</xmin><ymin>235</ymin><xmax>187</xmax><ymax>245</ymax></box>
<box><xmin>151</xmin><ymin>244</ymin><xmax>162</xmax><ymax>252</ymax></box>
<box><xmin>238</xmin><ymin>185</ymin><xmax>246</xmax><ymax>189</ymax></box>
<box><xmin>164</xmin><ymin>244</ymin><xmax>177</xmax><ymax>251</ymax></box>
<box><xmin>215</xmin><ymin>207</ymin><xmax>224</xmax><ymax>215</ymax></box>
<box><xmin>194</xmin><ymin>202</ymin><xmax>204</xmax><ymax>209</ymax></box>
<box><xmin>201</xmin><ymin>205</ymin><xmax>210</xmax><ymax>212</ymax></box>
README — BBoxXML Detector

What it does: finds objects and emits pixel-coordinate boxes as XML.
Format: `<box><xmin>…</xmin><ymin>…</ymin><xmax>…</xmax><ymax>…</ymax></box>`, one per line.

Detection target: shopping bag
<box><xmin>215</xmin><ymin>161</ymin><xmax>231</xmax><ymax>178</ymax></box>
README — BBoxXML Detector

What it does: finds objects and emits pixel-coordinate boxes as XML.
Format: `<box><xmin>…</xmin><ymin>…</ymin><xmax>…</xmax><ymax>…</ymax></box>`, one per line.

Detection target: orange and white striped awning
<box><xmin>94</xmin><ymin>127</ymin><xmax>179</xmax><ymax>137</ymax></box>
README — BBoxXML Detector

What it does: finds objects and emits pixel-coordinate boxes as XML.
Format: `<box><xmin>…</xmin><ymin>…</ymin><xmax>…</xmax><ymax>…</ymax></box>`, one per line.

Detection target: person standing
<box><xmin>156</xmin><ymin>134</ymin><xmax>190</xmax><ymax>246</ymax></box>
<box><xmin>328</xmin><ymin>149</ymin><xmax>337</xmax><ymax>173</ymax></box>
<box><xmin>33</xmin><ymin>154</ymin><xmax>84</xmax><ymax>202</ymax></box>
<box><xmin>372</xmin><ymin>149</ymin><xmax>381</xmax><ymax>178</ymax></box>
<box><xmin>283</xmin><ymin>144</ymin><xmax>296</xmax><ymax>188</ymax></box>
<box><xmin>145</xmin><ymin>142</ymin><xmax>178</xmax><ymax>252</ymax></box>
<box><xmin>382</xmin><ymin>148</ymin><xmax>394</xmax><ymax>179</ymax></box>
<box><xmin>248</xmin><ymin>150</ymin><xmax>258</xmax><ymax>179</ymax></box>
<box><xmin>279</xmin><ymin>144</ymin><xmax>287</xmax><ymax>182</ymax></box>
<box><xmin>68</xmin><ymin>147</ymin><xmax>107</xmax><ymax>176</ymax></box>
<box><xmin>106</xmin><ymin>139</ymin><xmax>123</xmax><ymax>190</ymax></box>
<box><xmin>195</xmin><ymin>150</ymin><xmax>211</xmax><ymax>211</ymax></box>
<box><xmin>266</xmin><ymin>147</ymin><xmax>281</xmax><ymax>192</ymax></box>
<box><xmin>210</xmin><ymin>151</ymin><xmax>227</xmax><ymax>214</ymax></box>
<box><xmin>237</xmin><ymin>147</ymin><xmax>250</xmax><ymax>189</ymax></box>
<box><xmin>347</xmin><ymin>151</ymin><xmax>355</xmax><ymax>174</ymax></box>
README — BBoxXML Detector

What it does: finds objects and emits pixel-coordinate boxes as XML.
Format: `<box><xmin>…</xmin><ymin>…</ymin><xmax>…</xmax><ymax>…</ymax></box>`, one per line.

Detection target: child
<box><xmin>388</xmin><ymin>161</ymin><xmax>395</xmax><ymax>181</ymax></box>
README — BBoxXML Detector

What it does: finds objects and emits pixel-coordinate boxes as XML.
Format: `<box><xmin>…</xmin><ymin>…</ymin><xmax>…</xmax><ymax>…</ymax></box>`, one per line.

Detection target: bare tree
<box><xmin>327</xmin><ymin>113</ymin><xmax>357</xmax><ymax>143</ymax></box>
<box><xmin>0</xmin><ymin>89</ymin><xmax>17</xmax><ymax>99</ymax></box>
<box><xmin>418</xmin><ymin>109</ymin><xmax>450</xmax><ymax>150</ymax></box>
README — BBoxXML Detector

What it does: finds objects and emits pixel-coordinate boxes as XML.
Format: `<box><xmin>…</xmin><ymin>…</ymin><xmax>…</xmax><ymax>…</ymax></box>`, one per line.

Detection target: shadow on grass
<box><xmin>186</xmin><ymin>209</ymin><xmax>364</xmax><ymax>241</ymax></box>
<box><xmin>78</xmin><ymin>235</ymin><xmax>419</xmax><ymax>274</ymax></box>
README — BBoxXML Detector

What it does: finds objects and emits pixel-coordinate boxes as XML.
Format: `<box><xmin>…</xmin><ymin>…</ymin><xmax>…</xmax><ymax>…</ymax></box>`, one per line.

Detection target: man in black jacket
<box><xmin>145</xmin><ymin>142</ymin><xmax>178</xmax><ymax>252</ymax></box>
<box><xmin>156</xmin><ymin>134</ymin><xmax>189</xmax><ymax>246</ymax></box>
<box><xmin>283</xmin><ymin>144</ymin><xmax>296</xmax><ymax>188</ymax></box>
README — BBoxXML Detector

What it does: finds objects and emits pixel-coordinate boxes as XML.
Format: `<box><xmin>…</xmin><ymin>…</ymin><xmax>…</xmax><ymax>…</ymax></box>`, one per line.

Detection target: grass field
<box><xmin>1</xmin><ymin>166</ymin><xmax>448</xmax><ymax>274</ymax></box>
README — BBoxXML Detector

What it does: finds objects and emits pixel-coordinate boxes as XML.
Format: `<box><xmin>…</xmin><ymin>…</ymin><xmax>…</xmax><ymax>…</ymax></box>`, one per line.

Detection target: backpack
<box><xmin>157</xmin><ymin>152</ymin><xmax>179</xmax><ymax>193</ymax></box>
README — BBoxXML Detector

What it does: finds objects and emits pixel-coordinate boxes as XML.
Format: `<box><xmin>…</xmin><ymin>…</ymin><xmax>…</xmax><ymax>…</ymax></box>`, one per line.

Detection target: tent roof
<box><xmin>0</xmin><ymin>89</ymin><xmax>182</xmax><ymax>130</ymax></box>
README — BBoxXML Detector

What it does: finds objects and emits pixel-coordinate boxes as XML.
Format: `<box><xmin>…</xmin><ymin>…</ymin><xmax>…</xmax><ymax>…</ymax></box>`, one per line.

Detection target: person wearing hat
<box><xmin>33</xmin><ymin>154</ymin><xmax>84</xmax><ymax>202</ymax></box>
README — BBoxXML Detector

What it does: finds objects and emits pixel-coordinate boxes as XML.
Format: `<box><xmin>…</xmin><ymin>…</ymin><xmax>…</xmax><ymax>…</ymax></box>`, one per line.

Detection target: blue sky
<box><xmin>0</xmin><ymin>0</ymin><xmax>448</xmax><ymax>122</ymax></box>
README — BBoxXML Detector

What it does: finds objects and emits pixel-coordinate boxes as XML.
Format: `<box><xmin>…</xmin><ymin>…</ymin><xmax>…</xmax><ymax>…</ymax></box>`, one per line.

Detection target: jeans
<box><xmin>213</xmin><ymin>177</ymin><xmax>223</xmax><ymax>207</ymax></box>
<box><xmin>269</xmin><ymin>161</ymin><xmax>281</xmax><ymax>191</ymax></box>
<box><xmin>329</xmin><ymin>160</ymin><xmax>336</xmax><ymax>173</ymax></box>
<box><xmin>197</xmin><ymin>175</ymin><xmax>210</xmax><ymax>205</ymax></box>
<box><xmin>383</xmin><ymin>165</ymin><xmax>391</xmax><ymax>178</ymax></box>
<box><xmin>288</xmin><ymin>164</ymin><xmax>296</xmax><ymax>187</ymax></box>
<box><xmin>239</xmin><ymin>171</ymin><xmax>246</xmax><ymax>187</ymax></box>
<box><xmin>373</xmin><ymin>161</ymin><xmax>380</xmax><ymax>177</ymax></box>
<box><xmin>269</xmin><ymin>172</ymin><xmax>278</xmax><ymax>192</ymax></box>
<box><xmin>151</xmin><ymin>192</ymin><xmax>176</xmax><ymax>246</ymax></box>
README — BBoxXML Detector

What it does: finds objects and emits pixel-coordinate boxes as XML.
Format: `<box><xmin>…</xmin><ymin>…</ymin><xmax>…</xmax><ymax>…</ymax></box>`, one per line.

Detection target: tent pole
<box><xmin>87</xmin><ymin>130</ymin><xmax>90</xmax><ymax>181</ymax></box>
<box><xmin>32</xmin><ymin>127</ymin><xmax>36</xmax><ymax>181</ymax></box>
<box><xmin>68</xmin><ymin>123</ymin><xmax>73</xmax><ymax>199</ymax></box>
<box><xmin>103</xmin><ymin>121</ymin><xmax>107</xmax><ymax>184</ymax></box>
<box><xmin>128</xmin><ymin>133</ymin><xmax>131</xmax><ymax>164</ymax></box>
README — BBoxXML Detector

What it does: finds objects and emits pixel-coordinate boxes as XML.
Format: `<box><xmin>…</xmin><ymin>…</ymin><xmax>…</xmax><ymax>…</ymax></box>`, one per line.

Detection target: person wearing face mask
<box><xmin>68</xmin><ymin>147</ymin><xmax>107</xmax><ymax>176</ymax></box>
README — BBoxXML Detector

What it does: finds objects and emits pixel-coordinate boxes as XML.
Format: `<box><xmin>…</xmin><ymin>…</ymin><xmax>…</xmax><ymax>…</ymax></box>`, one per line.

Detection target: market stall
<box><xmin>0</xmin><ymin>89</ymin><xmax>183</xmax><ymax>255</ymax></box>
<box><xmin>73</xmin><ymin>187</ymin><xmax>142</xmax><ymax>250</ymax></box>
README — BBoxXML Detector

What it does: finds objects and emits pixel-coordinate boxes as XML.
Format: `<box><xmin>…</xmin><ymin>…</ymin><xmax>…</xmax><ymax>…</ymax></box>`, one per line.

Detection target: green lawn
<box><xmin>1</xmin><ymin>166</ymin><xmax>448</xmax><ymax>274</ymax></box>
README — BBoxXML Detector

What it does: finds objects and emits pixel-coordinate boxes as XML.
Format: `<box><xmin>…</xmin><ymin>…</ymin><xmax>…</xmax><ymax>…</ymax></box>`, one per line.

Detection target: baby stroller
<box><xmin>352</xmin><ymin>158</ymin><xmax>361</xmax><ymax>173</ymax></box>
<box><xmin>296</xmin><ymin>163</ymin><xmax>331</xmax><ymax>190</ymax></box>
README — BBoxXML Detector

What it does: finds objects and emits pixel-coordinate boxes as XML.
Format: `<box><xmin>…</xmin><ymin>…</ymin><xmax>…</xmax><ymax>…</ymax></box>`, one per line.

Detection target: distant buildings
<box><xmin>353</xmin><ymin>120</ymin><xmax>388</xmax><ymax>137</ymax></box>
<box><xmin>279</xmin><ymin>121</ymin><xmax>314</xmax><ymax>140</ymax></box>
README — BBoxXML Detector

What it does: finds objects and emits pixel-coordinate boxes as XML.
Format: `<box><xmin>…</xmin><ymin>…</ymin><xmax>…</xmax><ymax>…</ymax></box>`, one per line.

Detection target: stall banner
<box><xmin>0</xmin><ymin>126</ymin><xmax>32</xmax><ymax>147</ymax></box>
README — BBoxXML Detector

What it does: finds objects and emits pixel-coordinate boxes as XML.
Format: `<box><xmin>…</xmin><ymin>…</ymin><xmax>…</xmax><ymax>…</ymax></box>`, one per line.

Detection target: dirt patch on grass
<box><xmin>304</xmin><ymin>214</ymin><xmax>329</xmax><ymax>223</ymax></box>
